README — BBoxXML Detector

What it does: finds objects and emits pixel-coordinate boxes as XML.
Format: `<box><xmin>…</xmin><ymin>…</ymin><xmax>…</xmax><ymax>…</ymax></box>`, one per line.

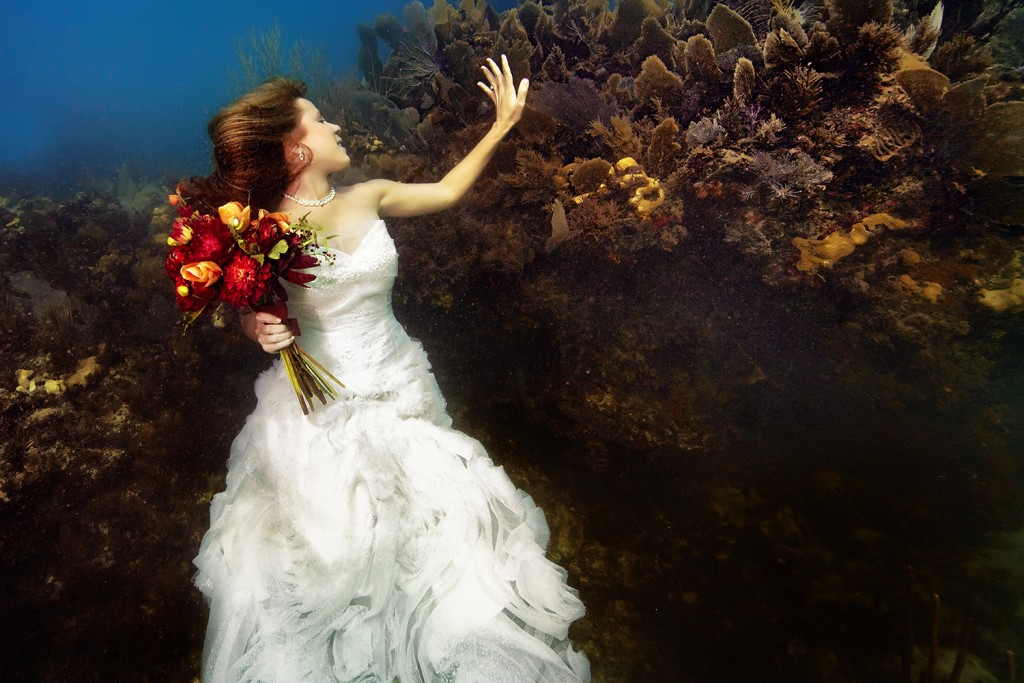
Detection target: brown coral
<box><xmin>634</xmin><ymin>55</ymin><xmax>684</xmax><ymax>103</ymax></box>
<box><xmin>645</xmin><ymin>117</ymin><xmax>682</xmax><ymax>178</ymax></box>
<box><xmin>571</xmin><ymin>158</ymin><xmax>614</xmax><ymax>194</ymax></box>
<box><xmin>636</xmin><ymin>16</ymin><xmax>677</xmax><ymax>64</ymax></box>
<box><xmin>683</xmin><ymin>34</ymin><xmax>719</xmax><ymax>80</ymax></box>
<box><xmin>895</xmin><ymin>67</ymin><xmax>950</xmax><ymax>112</ymax></box>
<box><xmin>733</xmin><ymin>57</ymin><xmax>756</xmax><ymax>106</ymax></box>
<box><xmin>607</xmin><ymin>0</ymin><xmax>663</xmax><ymax>52</ymax></box>
<box><xmin>763</xmin><ymin>28</ymin><xmax>804</xmax><ymax>70</ymax></box>
<box><xmin>971</xmin><ymin>102</ymin><xmax>1024</xmax><ymax>178</ymax></box>
<box><xmin>930</xmin><ymin>34</ymin><xmax>993</xmax><ymax>82</ymax></box>
<box><xmin>824</xmin><ymin>0</ymin><xmax>893</xmax><ymax>43</ymax></box>
<box><xmin>706</xmin><ymin>3</ymin><xmax>757</xmax><ymax>54</ymax></box>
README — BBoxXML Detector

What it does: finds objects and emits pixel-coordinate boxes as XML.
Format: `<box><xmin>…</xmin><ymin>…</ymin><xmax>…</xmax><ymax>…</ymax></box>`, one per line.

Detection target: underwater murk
<box><xmin>1</xmin><ymin>0</ymin><xmax>1023</xmax><ymax>680</ymax></box>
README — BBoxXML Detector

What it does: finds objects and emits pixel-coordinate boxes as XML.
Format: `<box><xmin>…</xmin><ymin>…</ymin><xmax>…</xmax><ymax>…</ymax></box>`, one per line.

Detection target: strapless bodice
<box><xmin>282</xmin><ymin>219</ymin><xmax>448</xmax><ymax>424</ymax></box>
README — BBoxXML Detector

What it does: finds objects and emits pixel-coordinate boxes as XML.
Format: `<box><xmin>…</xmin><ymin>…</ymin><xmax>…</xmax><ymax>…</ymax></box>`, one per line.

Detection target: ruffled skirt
<box><xmin>194</xmin><ymin>363</ymin><xmax>589</xmax><ymax>682</ymax></box>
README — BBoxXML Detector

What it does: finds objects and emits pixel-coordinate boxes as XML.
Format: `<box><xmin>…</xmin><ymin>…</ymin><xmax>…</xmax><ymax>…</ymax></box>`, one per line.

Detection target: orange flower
<box><xmin>180</xmin><ymin>261</ymin><xmax>223</xmax><ymax>288</ymax></box>
<box><xmin>257</xmin><ymin>208</ymin><xmax>291</xmax><ymax>232</ymax></box>
<box><xmin>218</xmin><ymin>202</ymin><xmax>251</xmax><ymax>231</ymax></box>
<box><xmin>168</xmin><ymin>194</ymin><xmax>180</xmax><ymax>206</ymax></box>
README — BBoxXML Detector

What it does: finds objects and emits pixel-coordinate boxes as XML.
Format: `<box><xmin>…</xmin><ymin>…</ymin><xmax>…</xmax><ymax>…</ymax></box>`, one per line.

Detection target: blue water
<box><xmin>0</xmin><ymin>0</ymin><xmax>515</xmax><ymax>192</ymax></box>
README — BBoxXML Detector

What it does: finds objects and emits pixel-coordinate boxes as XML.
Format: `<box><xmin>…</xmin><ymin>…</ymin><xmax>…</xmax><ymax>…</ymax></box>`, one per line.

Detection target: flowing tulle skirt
<box><xmin>194</xmin><ymin>363</ymin><xmax>589</xmax><ymax>682</ymax></box>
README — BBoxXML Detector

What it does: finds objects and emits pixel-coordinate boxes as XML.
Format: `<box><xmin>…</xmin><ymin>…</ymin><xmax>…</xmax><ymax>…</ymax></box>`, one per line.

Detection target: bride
<box><xmin>185</xmin><ymin>56</ymin><xmax>590</xmax><ymax>682</ymax></box>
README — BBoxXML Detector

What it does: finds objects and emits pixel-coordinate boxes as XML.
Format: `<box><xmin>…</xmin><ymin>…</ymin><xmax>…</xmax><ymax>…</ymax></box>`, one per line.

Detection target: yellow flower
<box><xmin>176</xmin><ymin>285</ymin><xmax>191</xmax><ymax>297</ymax></box>
<box><xmin>218</xmin><ymin>202</ymin><xmax>251</xmax><ymax>230</ymax></box>
<box><xmin>180</xmin><ymin>261</ymin><xmax>223</xmax><ymax>288</ymax></box>
<box><xmin>167</xmin><ymin>223</ymin><xmax>193</xmax><ymax>246</ymax></box>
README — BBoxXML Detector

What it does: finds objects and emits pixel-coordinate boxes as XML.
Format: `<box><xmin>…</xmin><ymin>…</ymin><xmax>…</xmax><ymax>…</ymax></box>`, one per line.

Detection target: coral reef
<box><xmin>6</xmin><ymin>0</ymin><xmax>1024</xmax><ymax>680</ymax></box>
<box><xmin>334</xmin><ymin>1</ymin><xmax>1024</xmax><ymax>678</ymax></box>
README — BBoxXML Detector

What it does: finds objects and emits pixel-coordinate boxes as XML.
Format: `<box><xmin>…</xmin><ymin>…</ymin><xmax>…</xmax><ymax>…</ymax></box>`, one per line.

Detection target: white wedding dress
<box><xmin>194</xmin><ymin>219</ymin><xmax>589</xmax><ymax>682</ymax></box>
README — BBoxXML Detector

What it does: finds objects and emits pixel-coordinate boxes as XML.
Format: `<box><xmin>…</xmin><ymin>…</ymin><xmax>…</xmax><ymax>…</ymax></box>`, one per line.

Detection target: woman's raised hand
<box><xmin>242</xmin><ymin>310</ymin><xmax>295</xmax><ymax>353</ymax></box>
<box><xmin>477</xmin><ymin>55</ymin><xmax>529</xmax><ymax>134</ymax></box>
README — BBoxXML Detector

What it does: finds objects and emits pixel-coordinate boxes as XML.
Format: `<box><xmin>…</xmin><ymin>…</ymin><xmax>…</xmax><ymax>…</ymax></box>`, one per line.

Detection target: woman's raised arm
<box><xmin>373</xmin><ymin>55</ymin><xmax>529</xmax><ymax>218</ymax></box>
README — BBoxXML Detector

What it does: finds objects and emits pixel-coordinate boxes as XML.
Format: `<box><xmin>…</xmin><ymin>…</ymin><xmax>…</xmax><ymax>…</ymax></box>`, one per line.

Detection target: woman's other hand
<box><xmin>478</xmin><ymin>55</ymin><xmax>529</xmax><ymax>135</ymax></box>
<box><xmin>242</xmin><ymin>311</ymin><xmax>294</xmax><ymax>353</ymax></box>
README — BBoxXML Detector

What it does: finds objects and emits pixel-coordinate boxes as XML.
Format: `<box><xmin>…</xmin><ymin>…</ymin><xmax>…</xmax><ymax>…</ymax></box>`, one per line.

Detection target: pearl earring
<box><xmin>298</xmin><ymin>150</ymin><xmax>305</xmax><ymax>162</ymax></box>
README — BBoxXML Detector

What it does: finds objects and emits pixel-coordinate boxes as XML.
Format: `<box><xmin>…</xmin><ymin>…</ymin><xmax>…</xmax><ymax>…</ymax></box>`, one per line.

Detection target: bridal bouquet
<box><xmin>165</xmin><ymin>192</ymin><xmax>343</xmax><ymax>414</ymax></box>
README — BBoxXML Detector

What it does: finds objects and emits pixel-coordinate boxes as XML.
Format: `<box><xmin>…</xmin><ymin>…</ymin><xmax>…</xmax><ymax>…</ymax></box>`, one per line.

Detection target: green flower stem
<box><xmin>280</xmin><ymin>343</ymin><xmax>345</xmax><ymax>415</ymax></box>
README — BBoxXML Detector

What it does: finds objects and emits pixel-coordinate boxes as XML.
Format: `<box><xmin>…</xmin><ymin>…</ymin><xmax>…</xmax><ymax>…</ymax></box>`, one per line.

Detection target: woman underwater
<box><xmin>185</xmin><ymin>56</ymin><xmax>590</xmax><ymax>682</ymax></box>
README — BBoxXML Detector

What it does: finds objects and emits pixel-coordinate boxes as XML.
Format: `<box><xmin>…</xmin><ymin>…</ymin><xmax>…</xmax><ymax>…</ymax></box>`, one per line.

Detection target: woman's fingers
<box><xmin>256</xmin><ymin>316</ymin><xmax>294</xmax><ymax>352</ymax></box>
<box><xmin>517</xmin><ymin>76</ymin><xmax>530</xmax><ymax>105</ymax></box>
<box><xmin>480</xmin><ymin>55</ymin><xmax>526</xmax><ymax>105</ymax></box>
<box><xmin>501</xmin><ymin>53</ymin><xmax>513</xmax><ymax>83</ymax></box>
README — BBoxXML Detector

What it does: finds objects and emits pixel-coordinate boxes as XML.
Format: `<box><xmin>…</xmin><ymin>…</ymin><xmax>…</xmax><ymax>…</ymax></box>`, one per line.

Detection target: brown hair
<box><xmin>179</xmin><ymin>76</ymin><xmax>309</xmax><ymax>212</ymax></box>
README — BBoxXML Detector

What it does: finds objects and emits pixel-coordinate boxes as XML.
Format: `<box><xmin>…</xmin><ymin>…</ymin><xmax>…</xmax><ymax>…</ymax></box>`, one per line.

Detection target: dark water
<box><xmin>2</xmin><ymin>1</ymin><xmax>1024</xmax><ymax>682</ymax></box>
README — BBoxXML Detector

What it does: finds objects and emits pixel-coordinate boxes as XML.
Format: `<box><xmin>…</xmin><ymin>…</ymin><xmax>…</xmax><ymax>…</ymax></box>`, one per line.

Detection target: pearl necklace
<box><xmin>284</xmin><ymin>186</ymin><xmax>336</xmax><ymax>207</ymax></box>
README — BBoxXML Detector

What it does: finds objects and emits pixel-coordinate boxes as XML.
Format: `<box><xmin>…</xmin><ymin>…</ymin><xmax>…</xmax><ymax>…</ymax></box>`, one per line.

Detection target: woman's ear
<box><xmin>282</xmin><ymin>138</ymin><xmax>309</xmax><ymax>169</ymax></box>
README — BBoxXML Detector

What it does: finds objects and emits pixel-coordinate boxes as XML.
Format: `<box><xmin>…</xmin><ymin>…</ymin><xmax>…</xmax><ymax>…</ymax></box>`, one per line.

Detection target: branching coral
<box><xmin>686</xmin><ymin>117</ymin><xmax>727</xmax><ymax>148</ymax></box>
<box><xmin>498</xmin><ymin>149</ymin><xmax>563</xmax><ymax>206</ymax></box>
<box><xmin>903</xmin><ymin>1</ymin><xmax>944</xmax><ymax>60</ymax></box>
<box><xmin>590</xmin><ymin>116</ymin><xmax>645</xmax><ymax>160</ymax></box>
<box><xmin>748</xmin><ymin>149</ymin><xmax>833</xmax><ymax>199</ymax></box>
<box><xmin>495</xmin><ymin>11</ymin><xmax>534</xmax><ymax>83</ymax></box>
<box><xmin>930</xmin><ymin>35</ymin><xmax>993</xmax><ymax>82</ymax></box>
<box><xmin>775</xmin><ymin>66</ymin><xmax>827</xmax><ymax>123</ymax></box>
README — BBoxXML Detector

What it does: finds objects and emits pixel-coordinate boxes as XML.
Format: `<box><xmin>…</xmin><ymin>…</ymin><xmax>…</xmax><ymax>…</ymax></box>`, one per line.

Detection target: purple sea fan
<box><xmin>531</xmin><ymin>78</ymin><xmax>619</xmax><ymax>130</ymax></box>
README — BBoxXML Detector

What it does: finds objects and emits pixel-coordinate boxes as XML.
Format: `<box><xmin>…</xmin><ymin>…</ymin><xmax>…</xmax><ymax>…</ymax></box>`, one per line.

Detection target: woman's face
<box><xmin>290</xmin><ymin>98</ymin><xmax>349</xmax><ymax>173</ymax></box>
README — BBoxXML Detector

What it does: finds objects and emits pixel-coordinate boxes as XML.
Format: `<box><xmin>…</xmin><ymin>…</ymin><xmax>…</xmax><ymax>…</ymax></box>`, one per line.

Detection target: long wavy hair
<box><xmin>179</xmin><ymin>76</ymin><xmax>310</xmax><ymax>212</ymax></box>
